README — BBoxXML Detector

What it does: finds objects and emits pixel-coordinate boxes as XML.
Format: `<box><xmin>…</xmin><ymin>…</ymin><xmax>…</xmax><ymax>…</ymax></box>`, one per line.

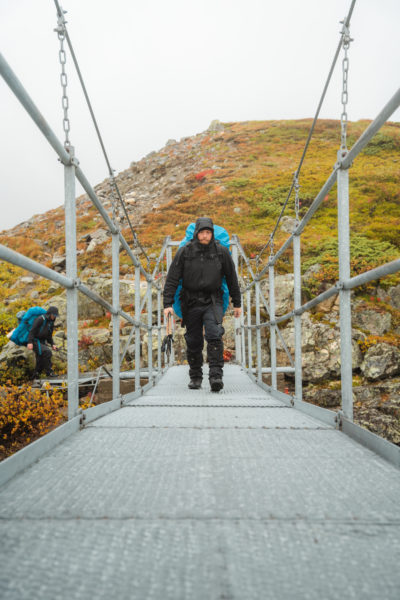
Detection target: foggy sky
<box><xmin>1</xmin><ymin>0</ymin><xmax>399</xmax><ymax>232</ymax></box>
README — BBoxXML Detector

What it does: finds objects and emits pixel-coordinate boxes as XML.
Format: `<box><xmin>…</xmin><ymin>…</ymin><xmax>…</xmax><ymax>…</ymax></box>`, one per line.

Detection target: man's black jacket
<box><xmin>28</xmin><ymin>315</ymin><xmax>55</xmax><ymax>346</ymax></box>
<box><xmin>163</xmin><ymin>239</ymin><xmax>241</xmax><ymax>309</ymax></box>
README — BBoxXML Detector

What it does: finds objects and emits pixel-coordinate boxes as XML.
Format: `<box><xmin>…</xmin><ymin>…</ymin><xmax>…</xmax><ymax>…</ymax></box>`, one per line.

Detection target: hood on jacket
<box><xmin>193</xmin><ymin>217</ymin><xmax>214</xmax><ymax>240</ymax></box>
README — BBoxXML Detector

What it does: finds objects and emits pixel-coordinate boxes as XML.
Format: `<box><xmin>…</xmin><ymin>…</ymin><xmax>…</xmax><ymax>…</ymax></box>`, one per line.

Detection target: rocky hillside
<box><xmin>0</xmin><ymin>119</ymin><xmax>399</xmax><ymax>444</ymax></box>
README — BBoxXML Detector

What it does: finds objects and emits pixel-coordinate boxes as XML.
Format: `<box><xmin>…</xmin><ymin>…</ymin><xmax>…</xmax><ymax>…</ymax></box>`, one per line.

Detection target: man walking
<box><xmin>27</xmin><ymin>306</ymin><xmax>59</xmax><ymax>379</ymax></box>
<box><xmin>163</xmin><ymin>217</ymin><xmax>241</xmax><ymax>392</ymax></box>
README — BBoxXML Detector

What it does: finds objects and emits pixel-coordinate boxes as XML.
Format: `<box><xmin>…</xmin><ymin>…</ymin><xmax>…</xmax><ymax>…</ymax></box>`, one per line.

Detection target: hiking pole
<box><xmin>161</xmin><ymin>313</ymin><xmax>173</xmax><ymax>360</ymax></box>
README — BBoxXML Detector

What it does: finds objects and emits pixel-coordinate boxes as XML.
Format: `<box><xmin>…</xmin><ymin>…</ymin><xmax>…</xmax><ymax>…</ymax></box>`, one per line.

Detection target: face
<box><xmin>197</xmin><ymin>229</ymin><xmax>212</xmax><ymax>245</ymax></box>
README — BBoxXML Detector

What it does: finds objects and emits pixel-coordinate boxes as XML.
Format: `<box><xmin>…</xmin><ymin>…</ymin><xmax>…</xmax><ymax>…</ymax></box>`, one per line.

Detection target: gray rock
<box><xmin>302</xmin><ymin>264</ymin><xmax>322</xmax><ymax>283</ymax></box>
<box><xmin>361</xmin><ymin>343</ymin><xmax>400</xmax><ymax>380</ymax></box>
<box><xmin>388</xmin><ymin>284</ymin><xmax>400</xmax><ymax>310</ymax></box>
<box><xmin>80</xmin><ymin>327</ymin><xmax>111</xmax><ymax>345</ymax></box>
<box><xmin>208</xmin><ymin>120</ymin><xmax>224</xmax><ymax>132</ymax></box>
<box><xmin>47</xmin><ymin>283</ymin><xmax>61</xmax><ymax>294</ymax></box>
<box><xmin>261</xmin><ymin>273</ymin><xmax>294</xmax><ymax>317</ymax></box>
<box><xmin>86</xmin><ymin>228</ymin><xmax>109</xmax><ymax>252</ymax></box>
<box><xmin>43</xmin><ymin>295</ymin><xmax>67</xmax><ymax>326</ymax></box>
<box><xmin>278</xmin><ymin>315</ymin><xmax>362</xmax><ymax>382</ymax></box>
<box><xmin>51</xmin><ymin>255</ymin><xmax>66</xmax><ymax>271</ymax></box>
<box><xmin>0</xmin><ymin>342</ymin><xmax>35</xmax><ymax>371</ymax></box>
<box><xmin>352</xmin><ymin>307</ymin><xmax>392</xmax><ymax>335</ymax></box>
<box><xmin>279</xmin><ymin>216</ymin><xmax>297</xmax><ymax>234</ymax></box>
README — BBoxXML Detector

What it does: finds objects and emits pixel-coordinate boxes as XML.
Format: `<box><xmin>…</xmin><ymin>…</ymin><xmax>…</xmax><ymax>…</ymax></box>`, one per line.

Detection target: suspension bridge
<box><xmin>1</xmin><ymin>1</ymin><xmax>400</xmax><ymax>598</ymax></box>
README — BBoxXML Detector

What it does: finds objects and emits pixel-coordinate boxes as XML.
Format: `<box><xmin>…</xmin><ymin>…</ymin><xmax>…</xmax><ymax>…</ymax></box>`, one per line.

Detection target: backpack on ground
<box><xmin>10</xmin><ymin>307</ymin><xmax>47</xmax><ymax>346</ymax></box>
<box><xmin>173</xmin><ymin>223</ymin><xmax>230</xmax><ymax>318</ymax></box>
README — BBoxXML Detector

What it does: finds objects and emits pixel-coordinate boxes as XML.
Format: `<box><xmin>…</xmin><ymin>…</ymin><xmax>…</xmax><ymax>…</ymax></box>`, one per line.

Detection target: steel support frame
<box><xmin>255</xmin><ymin>281</ymin><xmax>262</xmax><ymax>383</ymax></box>
<box><xmin>112</xmin><ymin>229</ymin><xmax>120</xmax><ymax>400</ymax></box>
<box><xmin>246</xmin><ymin>290</ymin><xmax>252</xmax><ymax>375</ymax></box>
<box><xmin>337</xmin><ymin>158</ymin><xmax>353</xmax><ymax>420</ymax></box>
<box><xmin>293</xmin><ymin>233</ymin><xmax>302</xmax><ymax>401</ymax></box>
<box><xmin>268</xmin><ymin>266</ymin><xmax>277</xmax><ymax>389</ymax></box>
<box><xmin>135</xmin><ymin>266</ymin><xmax>141</xmax><ymax>391</ymax></box>
<box><xmin>147</xmin><ymin>281</ymin><xmax>153</xmax><ymax>381</ymax></box>
<box><xmin>64</xmin><ymin>148</ymin><xmax>79</xmax><ymax>420</ymax></box>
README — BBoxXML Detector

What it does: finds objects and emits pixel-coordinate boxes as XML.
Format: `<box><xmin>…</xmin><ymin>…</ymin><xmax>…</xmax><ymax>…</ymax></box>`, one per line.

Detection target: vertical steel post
<box><xmin>293</xmin><ymin>234</ymin><xmax>302</xmax><ymax>401</ymax></box>
<box><xmin>269</xmin><ymin>265</ymin><xmax>277</xmax><ymax>389</ymax></box>
<box><xmin>147</xmin><ymin>281</ymin><xmax>153</xmax><ymax>381</ymax></box>
<box><xmin>64</xmin><ymin>148</ymin><xmax>79</xmax><ymax>420</ymax></box>
<box><xmin>134</xmin><ymin>266</ymin><xmax>141</xmax><ymax>391</ymax></box>
<box><xmin>112</xmin><ymin>230</ymin><xmax>120</xmax><ymax>400</ymax></box>
<box><xmin>157</xmin><ymin>288</ymin><xmax>162</xmax><ymax>375</ymax></box>
<box><xmin>338</xmin><ymin>157</ymin><xmax>353</xmax><ymax>420</ymax></box>
<box><xmin>247</xmin><ymin>289</ymin><xmax>252</xmax><ymax>375</ymax></box>
<box><xmin>255</xmin><ymin>281</ymin><xmax>262</xmax><ymax>382</ymax></box>
<box><xmin>231</xmin><ymin>239</ymin><xmax>241</xmax><ymax>363</ymax></box>
<box><xmin>240</xmin><ymin>296</ymin><xmax>246</xmax><ymax>369</ymax></box>
<box><xmin>166</xmin><ymin>240</ymin><xmax>175</xmax><ymax>365</ymax></box>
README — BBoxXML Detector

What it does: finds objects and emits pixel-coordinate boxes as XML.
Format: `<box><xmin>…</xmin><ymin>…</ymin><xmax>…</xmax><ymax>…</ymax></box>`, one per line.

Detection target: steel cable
<box><xmin>53</xmin><ymin>0</ymin><xmax>150</xmax><ymax>266</ymax></box>
<box><xmin>255</xmin><ymin>0</ymin><xmax>357</xmax><ymax>267</ymax></box>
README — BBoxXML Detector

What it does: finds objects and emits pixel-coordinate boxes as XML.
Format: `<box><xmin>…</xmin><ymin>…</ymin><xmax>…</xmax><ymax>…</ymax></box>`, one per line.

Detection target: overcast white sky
<box><xmin>1</xmin><ymin>0</ymin><xmax>399</xmax><ymax>232</ymax></box>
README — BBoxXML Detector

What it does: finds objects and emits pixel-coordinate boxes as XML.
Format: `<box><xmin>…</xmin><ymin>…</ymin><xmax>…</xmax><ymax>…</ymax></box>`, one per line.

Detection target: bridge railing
<box><xmin>234</xmin><ymin>89</ymin><xmax>400</xmax><ymax>465</ymax></box>
<box><xmin>0</xmin><ymin>52</ymin><xmax>170</xmax><ymax>425</ymax></box>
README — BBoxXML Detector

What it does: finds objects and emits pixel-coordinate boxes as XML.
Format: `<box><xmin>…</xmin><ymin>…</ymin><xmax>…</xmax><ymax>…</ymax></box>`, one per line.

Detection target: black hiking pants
<box><xmin>32</xmin><ymin>340</ymin><xmax>52</xmax><ymax>375</ymax></box>
<box><xmin>184</xmin><ymin>302</ymin><xmax>224</xmax><ymax>381</ymax></box>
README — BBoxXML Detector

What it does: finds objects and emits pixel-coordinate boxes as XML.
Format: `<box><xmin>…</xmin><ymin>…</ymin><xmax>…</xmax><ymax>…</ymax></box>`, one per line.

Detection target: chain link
<box><xmin>54</xmin><ymin>9</ymin><xmax>71</xmax><ymax>149</ymax></box>
<box><xmin>340</xmin><ymin>20</ymin><xmax>353</xmax><ymax>152</ymax></box>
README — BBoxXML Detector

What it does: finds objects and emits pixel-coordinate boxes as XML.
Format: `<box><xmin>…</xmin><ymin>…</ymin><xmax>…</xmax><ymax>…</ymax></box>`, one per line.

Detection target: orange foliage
<box><xmin>0</xmin><ymin>383</ymin><xmax>65</xmax><ymax>459</ymax></box>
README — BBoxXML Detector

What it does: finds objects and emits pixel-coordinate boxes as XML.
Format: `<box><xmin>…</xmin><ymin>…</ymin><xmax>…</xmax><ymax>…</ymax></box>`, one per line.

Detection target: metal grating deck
<box><xmin>0</xmin><ymin>364</ymin><xmax>399</xmax><ymax>599</ymax></box>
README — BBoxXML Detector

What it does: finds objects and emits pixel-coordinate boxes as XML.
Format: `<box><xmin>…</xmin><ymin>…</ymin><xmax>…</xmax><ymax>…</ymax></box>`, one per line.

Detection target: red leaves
<box><xmin>223</xmin><ymin>349</ymin><xmax>233</xmax><ymax>362</ymax></box>
<box><xmin>195</xmin><ymin>169</ymin><xmax>215</xmax><ymax>181</ymax></box>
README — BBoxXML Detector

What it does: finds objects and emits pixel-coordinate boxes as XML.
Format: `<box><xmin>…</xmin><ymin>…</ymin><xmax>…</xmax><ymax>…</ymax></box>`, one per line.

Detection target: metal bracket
<box><xmin>335</xmin><ymin>410</ymin><xmax>344</xmax><ymax>429</ymax></box>
<box><xmin>73</xmin><ymin>277</ymin><xmax>81</xmax><ymax>288</ymax></box>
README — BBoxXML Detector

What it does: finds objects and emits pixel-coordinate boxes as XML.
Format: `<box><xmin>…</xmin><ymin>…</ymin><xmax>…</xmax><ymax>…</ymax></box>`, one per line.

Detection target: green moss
<box><xmin>363</xmin><ymin>132</ymin><xmax>400</xmax><ymax>155</ymax></box>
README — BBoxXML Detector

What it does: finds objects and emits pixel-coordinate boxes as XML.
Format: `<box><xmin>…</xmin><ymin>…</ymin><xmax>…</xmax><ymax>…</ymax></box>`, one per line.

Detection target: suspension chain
<box><xmin>340</xmin><ymin>20</ymin><xmax>353</xmax><ymax>152</ymax></box>
<box><xmin>54</xmin><ymin>7</ymin><xmax>71</xmax><ymax>149</ymax></box>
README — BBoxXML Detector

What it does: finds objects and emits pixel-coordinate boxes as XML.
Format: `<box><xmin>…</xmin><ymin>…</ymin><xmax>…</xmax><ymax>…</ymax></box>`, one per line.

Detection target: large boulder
<box><xmin>79</xmin><ymin>327</ymin><xmax>111</xmax><ymax>345</ymax></box>
<box><xmin>86</xmin><ymin>229</ymin><xmax>109</xmax><ymax>252</ymax></box>
<box><xmin>278</xmin><ymin>315</ymin><xmax>362</xmax><ymax>382</ymax></box>
<box><xmin>0</xmin><ymin>342</ymin><xmax>35</xmax><ymax>375</ymax></box>
<box><xmin>360</xmin><ymin>343</ymin><xmax>400</xmax><ymax>380</ymax></box>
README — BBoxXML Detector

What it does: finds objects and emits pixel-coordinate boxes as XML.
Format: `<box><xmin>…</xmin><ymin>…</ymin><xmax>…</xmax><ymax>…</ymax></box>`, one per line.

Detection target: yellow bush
<box><xmin>0</xmin><ymin>383</ymin><xmax>66</xmax><ymax>459</ymax></box>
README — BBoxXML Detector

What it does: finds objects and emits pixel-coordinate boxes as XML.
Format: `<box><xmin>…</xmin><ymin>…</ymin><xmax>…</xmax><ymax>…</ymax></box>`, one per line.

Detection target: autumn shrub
<box><xmin>0</xmin><ymin>308</ymin><xmax>17</xmax><ymax>352</ymax></box>
<box><xmin>79</xmin><ymin>335</ymin><xmax>94</xmax><ymax>349</ymax></box>
<box><xmin>0</xmin><ymin>383</ymin><xmax>65</xmax><ymax>459</ymax></box>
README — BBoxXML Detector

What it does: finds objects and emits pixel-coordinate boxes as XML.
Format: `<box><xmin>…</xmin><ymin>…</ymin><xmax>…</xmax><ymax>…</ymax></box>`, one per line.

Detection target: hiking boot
<box><xmin>188</xmin><ymin>378</ymin><xmax>202</xmax><ymax>390</ymax></box>
<box><xmin>210</xmin><ymin>377</ymin><xmax>223</xmax><ymax>393</ymax></box>
<box><xmin>31</xmin><ymin>371</ymin><xmax>40</xmax><ymax>380</ymax></box>
<box><xmin>46</xmin><ymin>370</ymin><xmax>57</xmax><ymax>378</ymax></box>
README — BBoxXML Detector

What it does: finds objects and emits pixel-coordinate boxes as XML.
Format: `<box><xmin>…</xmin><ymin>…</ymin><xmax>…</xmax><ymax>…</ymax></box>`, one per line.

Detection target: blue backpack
<box><xmin>10</xmin><ymin>306</ymin><xmax>47</xmax><ymax>346</ymax></box>
<box><xmin>172</xmin><ymin>223</ymin><xmax>230</xmax><ymax>318</ymax></box>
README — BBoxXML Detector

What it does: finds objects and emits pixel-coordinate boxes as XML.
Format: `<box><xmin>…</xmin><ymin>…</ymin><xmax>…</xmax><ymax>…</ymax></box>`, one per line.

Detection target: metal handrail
<box><xmin>0</xmin><ymin>51</ymin><xmax>168</xmax><ymax>423</ymax></box>
<box><xmin>235</xmin><ymin>89</ymin><xmax>400</xmax><ymax>425</ymax></box>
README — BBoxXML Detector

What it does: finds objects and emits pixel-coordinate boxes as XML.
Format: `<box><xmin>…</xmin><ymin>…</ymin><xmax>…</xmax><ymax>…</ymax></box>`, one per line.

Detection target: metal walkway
<box><xmin>1</xmin><ymin>365</ymin><xmax>400</xmax><ymax>600</ymax></box>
